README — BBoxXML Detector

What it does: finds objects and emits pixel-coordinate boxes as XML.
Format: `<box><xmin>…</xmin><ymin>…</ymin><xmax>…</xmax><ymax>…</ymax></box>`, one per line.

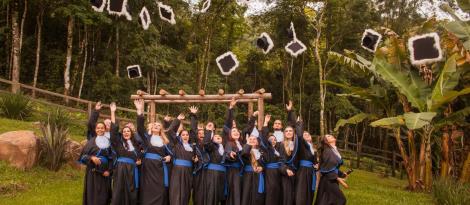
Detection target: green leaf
<box><xmin>434</xmin><ymin>107</ymin><xmax>470</xmax><ymax>128</ymax></box>
<box><xmin>456</xmin><ymin>0</ymin><xmax>470</xmax><ymax>13</ymax></box>
<box><xmin>403</xmin><ymin>112</ymin><xmax>436</xmax><ymax>130</ymax></box>
<box><xmin>429</xmin><ymin>87</ymin><xmax>470</xmax><ymax>111</ymax></box>
<box><xmin>372</xmin><ymin>55</ymin><xmax>427</xmax><ymax>111</ymax></box>
<box><xmin>370</xmin><ymin>116</ymin><xmax>405</xmax><ymax>129</ymax></box>
<box><xmin>429</xmin><ymin>55</ymin><xmax>461</xmax><ymax>111</ymax></box>
<box><xmin>334</xmin><ymin>113</ymin><xmax>378</xmax><ymax>131</ymax></box>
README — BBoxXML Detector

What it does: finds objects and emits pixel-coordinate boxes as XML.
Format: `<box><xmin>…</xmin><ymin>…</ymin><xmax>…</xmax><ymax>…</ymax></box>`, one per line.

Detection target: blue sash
<box><xmin>174</xmin><ymin>159</ymin><xmax>193</xmax><ymax>167</ymax></box>
<box><xmin>145</xmin><ymin>153</ymin><xmax>169</xmax><ymax>187</ymax></box>
<box><xmin>206</xmin><ymin>163</ymin><xmax>227</xmax><ymax>172</ymax></box>
<box><xmin>226</xmin><ymin>162</ymin><xmax>242</xmax><ymax>169</ymax></box>
<box><xmin>117</xmin><ymin>157</ymin><xmax>139</xmax><ymax>189</ymax></box>
<box><xmin>265</xmin><ymin>162</ymin><xmax>282</xmax><ymax>169</ymax></box>
<box><xmin>244</xmin><ymin>165</ymin><xmax>265</xmax><ymax>193</ymax></box>
<box><xmin>300</xmin><ymin>160</ymin><xmax>317</xmax><ymax>191</ymax></box>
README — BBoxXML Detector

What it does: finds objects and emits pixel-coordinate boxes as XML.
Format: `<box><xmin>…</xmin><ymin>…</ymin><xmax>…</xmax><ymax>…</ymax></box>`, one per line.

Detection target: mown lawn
<box><xmin>0</xmin><ymin>163</ymin><xmax>433</xmax><ymax>205</ymax></box>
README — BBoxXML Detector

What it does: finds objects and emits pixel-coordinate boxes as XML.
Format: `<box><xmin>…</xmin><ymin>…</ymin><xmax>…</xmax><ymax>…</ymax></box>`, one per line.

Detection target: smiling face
<box><xmin>303</xmin><ymin>131</ymin><xmax>312</xmax><ymax>143</ymax></box>
<box><xmin>231</xmin><ymin>128</ymin><xmax>240</xmax><ymax>140</ymax></box>
<box><xmin>247</xmin><ymin>135</ymin><xmax>259</xmax><ymax>146</ymax></box>
<box><xmin>151</xmin><ymin>122</ymin><xmax>162</xmax><ymax>135</ymax></box>
<box><xmin>273</xmin><ymin>120</ymin><xmax>282</xmax><ymax>130</ymax></box>
<box><xmin>181</xmin><ymin>130</ymin><xmax>190</xmax><ymax>143</ymax></box>
<box><xmin>284</xmin><ymin>126</ymin><xmax>294</xmax><ymax>140</ymax></box>
<box><xmin>95</xmin><ymin>123</ymin><xmax>106</xmax><ymax>136</ymax></box>
<box><xmin>122</xmin><ymin>127</ymin><xmax>133</xmax><ymax>140</ymax></box>
<box><xmin>197</xmin><ymin>129</ymin><xmax>204</xmax><ymax>141</ymax></box>
<box><xmin>268</xmin><ymin>135</ymin><xmax>276</xmax><ymax>145</ymax></box>
<box><xmin>213</xmin><ymin>134</ymin><xmax>223</xmax><ymax>144</ymax></box>
<box><xmin>325</xmin><ymin>134</ymin><xmax>336</xmax><ymax>145</ymax></box>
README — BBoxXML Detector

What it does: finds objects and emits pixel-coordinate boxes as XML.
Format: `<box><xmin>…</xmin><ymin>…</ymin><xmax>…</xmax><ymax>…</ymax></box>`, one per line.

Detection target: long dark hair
<box><xmin>227</xmin><ymin>128</ymin><xmax>242</xmax><ymax>149</ymax></box>
<box><xmin>121</xmin><ymin>126</ymin><xmax>139</xmax><ymax>151</ymax></box>
<box><xmin>318</xmin><ymin>134</ymin><xmax>334</xmax><ymax>164</ymax></box>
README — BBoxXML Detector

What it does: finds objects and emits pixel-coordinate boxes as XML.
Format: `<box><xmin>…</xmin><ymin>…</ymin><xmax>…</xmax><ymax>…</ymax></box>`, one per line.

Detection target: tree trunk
<box><xmin>393</xmin><ymin>128</ymin><xmax>416</xmax><ymax>190</ymax></box>
<box><xmin>64</xmin><ymin>16</ymin><xmax>74</xmax><ymax>102</ymax></box>
<box><xmin>440</xmin><ymin>127</ymin><xmax>450</xmax><ymax>178</ymax></box>
<box><xmin>71</xmin><ymin>25</ymin><xmax>84</xmax><ymax>94</ymax></box>
<box><xmin>459</xmin><ymin>151</ymin><xmax>470</xmax><ymax>183</ymax></box>
<box><xmin>423</xmin><ymin>125</ymin><xmax>434</xmax><ymax>191</ymax></box>
<box><xmin>19</xmin><ymin>0</ymin><xmax>27</xmax><ymax>54</ymax></box>
<box><xmin>78</xmin><ymin>27</ymin><xmax>88</xmax><ymax>99</ymax></box>
<box><xmin>418</xmin><ymin>133</ymin><xmax>426</xmax><ymax>182</ymax></box>
<box><xmin>314</xmin><ymin>24</ymin><xmax>325</xmax><ymax>136</ymax></box>
<box><xmin>115</xmin><ymin>26</ymin><xmax>119</xmax><ymax>77</ymax></box>
<box><xmin>32</xmin><ymin>9</ymin><xmax>43</xmax><ymax>98</ymax></box>
<box><xmin>10</xmin><ymin>0</ymin><xmax>21</xmax><ymax>93</ymax></box>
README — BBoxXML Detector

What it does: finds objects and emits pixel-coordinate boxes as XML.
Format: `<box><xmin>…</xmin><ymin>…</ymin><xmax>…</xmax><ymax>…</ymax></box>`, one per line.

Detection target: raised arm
<box><xmin>286</xmin><ymin>100</ymin><xmax>296</xmax><ymax>127</ymax></box>
<box><xmin>242</xmin><ymin>111</ymin><xmax>258</xmax><ymax>141</ymax></box>
<box><xmin>87</xmin><ymin>102</ymin><xmax>102</xmax><ymax>140</ymax></box>
<box><xmin>223</xmin><ymin>98</ymin><xmax>237</xmax><ymax>144</ymax></box>
<box><xmin>134</xmin><ymin>99</ymin><xmax>147</xmax><ymax>138</ymax></box>
<box><xmin>109</xmin><ymin>102</ymin><xmax>121</xmax><ymax>149</ymax></box>
<box><xmin>167</xmin><ymin>114</ymin><xmax>184</xmax><ymax>144</ymax></box>
<box><xmin>189</xmin><ymin>106</ymin><xmax>199</xmax><ymax>145</ymax></box>
<box><xmin>259</xmin><ymin>114</ymin><xmax>272</xmax><ymax>148</ymax></box>
<box><xmin>203</xmin><ymin>123</ymin><xmax>216</xmax><ymax>152</ymax></box>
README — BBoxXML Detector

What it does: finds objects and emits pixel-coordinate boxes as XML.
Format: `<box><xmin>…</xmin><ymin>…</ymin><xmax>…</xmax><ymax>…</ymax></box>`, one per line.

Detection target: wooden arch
<box><xmin>130</xmin><ymin>89</ymin><xmax>272</xmax><ymax>129</ymax></box>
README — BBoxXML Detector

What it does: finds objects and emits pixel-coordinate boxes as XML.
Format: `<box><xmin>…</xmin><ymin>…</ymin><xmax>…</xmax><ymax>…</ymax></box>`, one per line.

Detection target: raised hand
<box><xmin>205</xmin><ymin>123</ymin><xmax>214</xmax><ymax>131</ymax></box>
<box><xmin>110</xmin><ymin>102</ymin><xmax>117</xmax><ymax>113</ymax></box>
<box><xmin>134</xmin><ymin>99</ymin><xmax>144</xmax><ymax>115</ymax></box>
<box><xmin>286</xmin><ymin>100</ymin><xmax>293</xmax><ymax>111</ymax></box>
<box><xmin>95</xmin><ymin>101</ymin><xmax>102</xmax><ymax>111</ymax></box>
<box><xmin>253</xmin><ymin>111</ymin><xmax>259</xmax><ymax>117</ymax></box>
<box><xmin>265</xmin><ymin>114</ymin><xmax>271</xmax><ymax>123</ymax></box>
<box><xmin>229</xmin><ymin>97</ymin><xmax>238</xmax><ymax>109</ymax></box>
<box><xmin>177</xmin><ymin>113</ymin><xmax>185</xmax><ymax>120</ymax></box>
<box><xmin>164</xmin><ymin>115</ymin><xmax>172</xmax><ymax>122</ymax></box>
<box><xmin>189</xmin><ymin>106</ymin><xmax>198</xmax><ymax>114</ymax></box>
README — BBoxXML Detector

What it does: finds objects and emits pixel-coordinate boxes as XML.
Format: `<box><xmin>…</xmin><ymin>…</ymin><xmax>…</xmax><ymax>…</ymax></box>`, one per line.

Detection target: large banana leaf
<box><xmin>372</xmin><ymin>55</ymin><xmax>427</xmax><ymax>111</ymax></box>
<box><xmin>403</xmin><ymin>112</ymin><xmax>437</xmax><ymax>130</ymax></box>
<box><xmin>334</xmin><ymin>113</ymin><xmax>378</xmax><ymax>131</ymax></box>
<box><xmin>328</xmin><ymin>51</ymin><xmax>368</xmax><ymax>72</ymax></box>
<box><xmin>429</xmin><ymin>87</ymin><xmax>470</xmax><ymax>111</ymax></box>
<box><xmin>370</xmin><ymin>116</ymin><xmax>405</xmax><ymax>129</ymax></box>
<box><xmin>429</xmin><ymin>55</ymin><xmax>464</xmax><ymax>111</ymax></box>
<box><xmin>441</xmin><ymin>4</ymin><xmax>470</xmax><ymax>50</ymax></box>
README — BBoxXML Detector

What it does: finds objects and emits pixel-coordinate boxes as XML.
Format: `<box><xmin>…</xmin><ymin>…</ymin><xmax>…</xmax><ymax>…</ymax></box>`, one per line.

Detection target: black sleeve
<box><xmin>259</xmin><ymin>126</ymin><xmax>271</xmax><ymax>149</ymax></box>
<box><xmin>136</xmin><ymin>114</ymin><xmax>149</xmax><ymax>148</ymax></box>
<box><xmin>167</xmin><ymin>119</ymin><xmax>181</xmax><ymax>145</ymax></box>
<box><xmin>223</xmin><ymin>108</ymin><xmax>234</xmax><ymax>144</ymax></box>
<box><xmin>87</xmin><ymin>110</ymin><xmax>100</xmax><ymax>140</ymax></box>
<box><xmin>287</xmin><ymin>110</ymin><xmax>296</xmax><ymax>127</ymax></box>
<box><xmin>242</xmin><ymin>114</ymin><xmax>257</xmax><ymax>141</ymax></box>
<box><xmin>203</xmin><ymin>130</ymin><xmax>215</xmax><ymax>152</ymax></box>
<box><xmin>189</xmin><ymin>113</ymin><xmax>198</xmax><ymax>145</ymax></box>
<box><xmin>163</xmin><ymin>119</ymin><xmax>171</xmax><ymax>130</ymax></box>
<box><xmin>241</xmin><ymin>144</ymin><xmax>252</xmax><ymax>160</ymax></box>
<box><xmin>110</xmin><ymin>122</ymin><xmax>122</xmax><ymax>152</ymax></box>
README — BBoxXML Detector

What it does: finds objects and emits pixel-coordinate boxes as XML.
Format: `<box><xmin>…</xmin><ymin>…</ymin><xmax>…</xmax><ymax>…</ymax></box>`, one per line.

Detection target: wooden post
<box><xmin>392</xmin><ymin>151</ymin><xmax>396</xmax><ymax>177</ymax></box>
<box><xmin>87</xmin><ymin>102</ymin><xmax>92</xmax><ymax>117</ymax></box>
<box><xmin>248</xmin><ymin>102</ymin><xmax>254</xmax><ymax>117</ymax></box>
<box><xmin>149</xmin><ymin>101</ymin><xmax>156</xmax><ymax>123</ymax></box>
<box><xmin>257</xmin><ymin>98</ymin><xmax>264</xmax><ymax>130</ymax></box>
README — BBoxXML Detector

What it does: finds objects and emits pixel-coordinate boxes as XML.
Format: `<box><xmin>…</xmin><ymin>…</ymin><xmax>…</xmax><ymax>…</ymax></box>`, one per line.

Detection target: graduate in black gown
<box><xmin>278</xmin><ymin>101</ymin><xmax>301</xmax><ymax>205</ymax></box>
<box><xmin>109</xmin><ymin>102</ymin><xmax>143</xmax><ymax>205</ymax></box>
<box><xmin>202</xmin><ymin>123</ymin><xmax>227</xmax><ymax>205</ymax></box>
<box><xmin>134</xmin><ymin>99</ymin><xmax>173</xmax><ymax>205</ymax></box>
<box><xmin>314</xmin><ymin>134</ymin><xmax>348</xmax><ymax>205</ymax></box>
<box><xmin>191</xmin><ymin>110</ymin><xmax>208</xmax><ymax>205</ymax></box>
<box><xmin>241</xmin><ymin>134</ymin><xmax>266</xmax><ymax>205</ymax></box>
<box><xmin>223</xmin><ymin>98</ymin><xmax>244</xmax><ymax>205</ymax></box>
<box><xmin>168</xmin><ymin>108</ymin><xmax>199</xmax><ymax>205</ymax></box>
<box><xmin>294</xmin><ymin>130</ymin><xmax>318</xmax><ymax>205</ymax></box>
<box><xmin>79</xmin><ymin>101</ymin><xmax>112</xmax><ymax>205</ymax></box>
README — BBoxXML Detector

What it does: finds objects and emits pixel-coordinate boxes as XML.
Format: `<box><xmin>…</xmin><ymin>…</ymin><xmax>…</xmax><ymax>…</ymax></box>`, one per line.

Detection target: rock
<box><xmin>0</xmin><ymin>131</ymin><xmax>38</xmax><ymax>170</ymax></box>
<box><xmin>64</xmin><ymin>139</ymin><xmax>85</xmax><ymax>170</ymax></box>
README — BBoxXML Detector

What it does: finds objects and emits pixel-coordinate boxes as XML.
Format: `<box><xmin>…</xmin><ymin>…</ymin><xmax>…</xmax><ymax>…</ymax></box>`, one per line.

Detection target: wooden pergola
<box><xmin>130</xmin><ymin>88</ymin><xmax>272</xmax><ymax>129</ymax></box>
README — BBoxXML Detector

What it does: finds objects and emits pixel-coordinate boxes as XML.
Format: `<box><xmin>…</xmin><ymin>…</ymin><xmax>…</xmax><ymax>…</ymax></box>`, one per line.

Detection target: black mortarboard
<box><xmin>407</xmin><ymin>32</ymin><xmax>443</xmax><ymax>65</ymax></box>
<box><xmin>285</xmin><ymin>39</ymin><xmax>306</xmax><ymax>57</ymax></box>
<box><xmin>107</xmin><ymin>0</ymin><xmax>132</xmax><ymax>20</ymax></box>
<box><xmin>158</xmin><ymin>2</ymin><xmax>176</xmax><ymax>25</ymax></box>
<box><xmin>127</xmin><ymin>65</ymin><xmax>142</xmax><ymax>79</ymax></box>
<box><xmin>91</xmin><ymin>0</ymin><xmax>106</xmax><ymax>12</ymax></box>
<box><xmin>256</xmin><ymin>32</ymin><xmax>274</xmax><ymax>54</ymax></box>
<box><xmin>139</xmin><ymin>7</ymin><xmax>151</xmax><ymax>30</ymax></box>
<box><xmin>361</xmin><ymin>29</ymin><xmax>382</xmax><ymax>53</ymax></box>
<box><xmin>216</xmin><ymin>51</ymin><xmax>239</xmax><ymax>76</ymax></box>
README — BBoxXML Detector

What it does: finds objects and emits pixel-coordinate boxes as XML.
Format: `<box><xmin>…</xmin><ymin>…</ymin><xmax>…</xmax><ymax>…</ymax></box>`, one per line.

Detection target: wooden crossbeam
<box><xmin>131</xmin><ymin>93</ymin><xmax>272</xmax><ymax>101</ymax></box>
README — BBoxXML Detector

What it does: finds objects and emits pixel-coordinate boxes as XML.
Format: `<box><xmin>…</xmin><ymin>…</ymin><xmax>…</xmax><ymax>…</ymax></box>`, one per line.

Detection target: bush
<box><xmin>432</xmin><ymin>178</ymin><xmax>470</xmax><ymax>205</ymax></box>
<box><xmin>38</xmin><ymin>109</ymin><xmax>70</xmax><ymax>171</ymax></box>
<box><xmin>0</xmin><ymin>93</ymin><xmax>32</xmax><ymax>120</ymax></box>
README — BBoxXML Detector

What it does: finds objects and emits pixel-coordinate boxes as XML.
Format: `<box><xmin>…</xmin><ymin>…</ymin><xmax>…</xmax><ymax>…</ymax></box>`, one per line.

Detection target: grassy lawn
<box><xmin>0</xmin><ymin>162</ymin><xmax>433</xmax><ymax>205</ymax></box>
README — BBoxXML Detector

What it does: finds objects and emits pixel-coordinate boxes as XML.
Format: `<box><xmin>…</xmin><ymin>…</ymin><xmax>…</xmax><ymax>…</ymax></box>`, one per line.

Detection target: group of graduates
<box><xmin>79</xmin><ymin>98</ymin><xmax>349</xmax><ymax>205</ymax></box>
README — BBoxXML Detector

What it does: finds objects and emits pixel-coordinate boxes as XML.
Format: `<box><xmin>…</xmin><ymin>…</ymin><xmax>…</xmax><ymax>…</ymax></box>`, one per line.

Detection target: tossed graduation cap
<box><xmin>157</xmin><ymin>2</ymin><xmax>176</xmax><ymax>25</ymax></box>
<box><xmin>139</xmin><ymin>7</ymin><xmax>151</xmax><ymax>30</ymax></box>
<box><xmin>285</xmin><ymin>39</ymin><xmax>306</xmax><ymax>57</ymax></box>
<box><xmin>407</xmin><ymin>32</ymin><xmax>443</xmax><ymax>65</ymax></box>
<box><xmin>216</xmin><ymin>51</ymin><xmax>240</xmax><ymax>76</ymax></box>
<box><xmin>256</xmin><ymin>32</ymin><xmax>274</xmax><ymax>54</ymax></box>
<box><xmin>361</xmin><ymin>29</ymin><xmax>382</xmax><ymax>53</ymax></box>
<box><xmin>107</xmin><ymin>0</ymin><xmax>132</xmax><ymax>21</ymax></box>
<box><xmin>127</xmin><ymin>65</ymin><xmax>142</xmax><ymax>79</ymax></box>
<box><xmin>287</xmin><ymin>22</ymin><xmax>297</xmax><ymax>40</ymax></box>
<box><xmin>195</xmin><ymin>0</ymin><xmax>211</xmax><ymax>13</ymax></box>
<box><xmin>91</xmin><ymin>0</ymin><xmax>106</xmax><ymax>12</ymax></box>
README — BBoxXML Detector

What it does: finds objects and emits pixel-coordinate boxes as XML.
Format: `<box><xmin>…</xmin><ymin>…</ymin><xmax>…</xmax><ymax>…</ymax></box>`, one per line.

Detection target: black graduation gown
<box><xmin>223</xmin><ymin>108</ymin><xmax>243</xmax><ymax>205</ymax></box>
<box><xmin>258</xmin><ymin>126</ymin><xmax>283</xmax><ymax>205</ymax></box>
<box><xmin>190</xmin><ymin>114</ymin><xmax>207</xmax><ymax>205</ymax></box>
<box><xmin>79</xmin><ymin>136</ymin><xmax>112</xmax><ymax>205</ymax></box>
<box><xmin>203</xmin><ymin>129</ymin><xmax>227</xmax><ymax>205</ymax></box>
<box><xmin>110</xmin><ymin>122</ymin><xmax>142</xmax><ymax>205</ymax></box>
<box><xmin>240</xmin><ymin>144</ymin><xmax>265</xmax><ymax>205</ymax></box>
<box><xmin>294</xmin><ymin>123</ymin><xmax>318</xmax><ymax>205</ymax></box>
<box><xmin>168</xmin><ymin>119</ymin><xmax>195</xmax><ymax>205</ymax></box>
<box><xmin>314</xmin><ymin>147</ymin><xmax>346</xmax><ymax>205</ymax></box>
<box><xmin>136</xmin><ymin>115</ymin><xmax>172</xmax><ymax>205</ymax></box>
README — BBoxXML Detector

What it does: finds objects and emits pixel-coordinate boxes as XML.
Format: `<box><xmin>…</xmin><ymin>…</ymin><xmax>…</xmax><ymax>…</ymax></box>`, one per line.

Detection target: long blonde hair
<box><xmin>283</xmin><ymin>126</ymin><xmax>295</xmax><ymax>156</ymax></box>
<box><xmin>250</xmin><ymin>147</ymin><xmax>260</xmax><ymax>169</ymax></box>
<box><xmin>147</xmin><ymin>121</ymin><xmax>170</xmax><ymax>145</ymax></box>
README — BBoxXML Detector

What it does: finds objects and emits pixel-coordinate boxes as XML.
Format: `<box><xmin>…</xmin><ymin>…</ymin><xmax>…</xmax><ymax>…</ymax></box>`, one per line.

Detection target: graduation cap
<box><xmin>139</xmin><ymin>7</ymin><xmax>151</xmax><ymax>30</ymax></box>
<box><xmin>90</xmin><ymin>0</ymin><xmax>106</xmax><ymax>12</ymax></box>
<box><xmin>407</xmin><ymin>32</ymin><xmax>443</xmax><ymax>65</ymax></box>
<box><xmin>216</xmin><ymin>51</ymin><xmax>239</xmax><ymax>76</ymax></box>
<box><xmin>127</xmin><ymin>65</ymin><xmax>142</xmax><ymax>79</ymax></box>
<box><xmin>107</xmin><ymin>0</ymin><xmax>132</xmax><ymax>21</ymax></box>
<box><xmin>287</xmin><ymin>22</ymin><xmax>297</xmax><ymax>40</ymax></box>
<box><xmin>285</xmin><ymin>39</ymin><xmax>306</xmax><ymax>57</ymax></box>
<box><xmin>157</xmin><ymin>2</ymin><xmax>176</xmax><ymax>25</ymax></box>
<box><xmin>256</xmin><ymin>32</ymin><xmax>274</xmax><ymax>54</ymax></box>
<box><xmin>361</xmin><ymin>29</ymin><xmax>382</xmax><ymax>53</ymax></box>
<box><xmin>198</xmin><ymin>0</ymin><xmax>211</xmax><ymax>13</ymax></box>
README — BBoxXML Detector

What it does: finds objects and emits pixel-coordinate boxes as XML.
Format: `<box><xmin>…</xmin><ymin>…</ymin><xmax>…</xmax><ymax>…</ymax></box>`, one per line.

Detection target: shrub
<box><xmin>38</xmin><ymin>109</ymin><xmax>70</xmax><ymax>171</ymax></box>
<box><xmin>432</xmin><ymin>178</ymin><xmax>470</xmax><ymax>205</ymax></box>
<box><xmin>0</xmin><ymin>93</ymin><xmax>32</xmax><ymax>120</ymax></box>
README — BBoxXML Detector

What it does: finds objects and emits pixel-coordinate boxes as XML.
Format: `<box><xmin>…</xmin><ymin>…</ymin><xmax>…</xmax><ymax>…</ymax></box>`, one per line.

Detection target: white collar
<box><xmin>95</xmin><ymin>135</ymin><xmax>110</xmax><ymax>149</ymax></box>
<box><xmin>151</xmin><ymin>135</ymin><xmax>164</xmax><ymax>147</ymax></box>
<box><xmin>252</xmin><ymin>148</ymin><xmax>261</xmax><ymax>160</ymax></box>
<box><xmin>183</xmin><ymin>142</ymin><xmax>193</xmax><ymax>152</ymax></box>
<box><xmin>126</xmin><ymin>140</ymin><xmax>135</xmax><ymax>151</ymax></box>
